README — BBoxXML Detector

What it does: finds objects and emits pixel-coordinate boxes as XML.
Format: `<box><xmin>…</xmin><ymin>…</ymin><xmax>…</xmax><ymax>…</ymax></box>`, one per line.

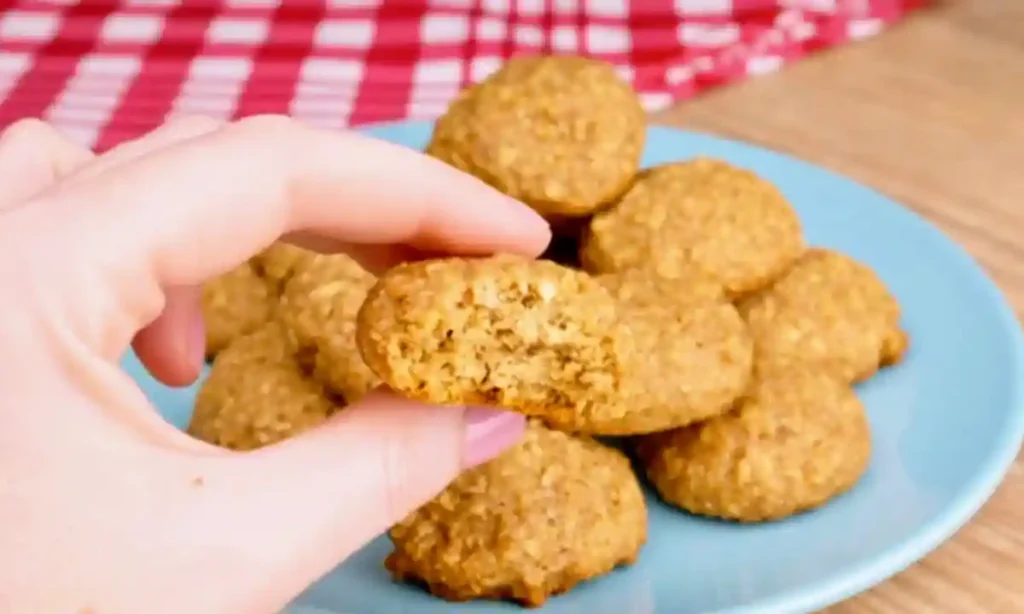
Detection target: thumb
<box><xmin>192</xmin><ymin>390</ymin><xmax>525</xmax><ymax>612</ymax></box>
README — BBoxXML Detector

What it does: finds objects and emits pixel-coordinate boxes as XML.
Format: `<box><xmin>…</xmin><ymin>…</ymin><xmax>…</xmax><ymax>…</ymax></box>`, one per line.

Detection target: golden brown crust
<box><xmin>200</xmin><ymin>242</ymin><xmax>316</xmax><ymax>361</ymax></box>
<box><xmin>572</xmin><ymin>269</ymin><xmax>753</xmax><ymax>435</ymax></box>
<box><xmin>581</xmin><ymin>158</ymin><xmax>805</xmax><ymax>297</ymax></box>
<box><xmin>356</xmin><ymin>255</ymin><xmax>623</xmax><ymax>425</ymax></box>
<box><xmin>276</xmin><ymin>252</ymin><xmax>380</xmax><ymax>404</ymax></box>
<box><xmin>635</xmin><ymin>369</ymin><xmax>871</xmax><ymax>522</ymax></box>
<box><xmin>880</xmin><ymin>327</ymin><xmax>911</xmax><ymax>367</ymax></box>
<box><xmin>386</xmin><ymin>421</ymin><xmax>647</xmax><ymax>607</ymax></box>
<box><xmin>427</xmin><ymin>56</ymin><xmax>645</xmax><ymax>220</ymax></box>
<box><xmin>737</xmin><ymin>248</ymin><xmax>908</xmax><ymax>383</ymax></box>
<box><xmin>200</xmin><ymin>262</ymin><xmax>276</xmax><ymax>359</ymax></box>
<box><xmin>187</xmin><ymin>322</ymin><xmax>342</xmax><ymax>451</ymax></box>
<box><xmin>250</xmin><ymin>241</ymin><xmax>316</xmax><ymax>292</ymax></box>
<box><xmin>597</xmin><ymin>266</ymin><xmax>725</xmax><ymax>309</ymax></box>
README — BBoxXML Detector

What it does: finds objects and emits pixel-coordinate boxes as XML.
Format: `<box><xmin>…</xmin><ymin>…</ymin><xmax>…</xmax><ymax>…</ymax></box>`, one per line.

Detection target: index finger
<box><xmin>0</xmin><ymin>119</ymin><xmax>94</xmax><ymax>211</ymax></box>
<box><xmin>43</xmin><ymin>115</ymin><xmax>551</xmax><ymax>288</ymax></box>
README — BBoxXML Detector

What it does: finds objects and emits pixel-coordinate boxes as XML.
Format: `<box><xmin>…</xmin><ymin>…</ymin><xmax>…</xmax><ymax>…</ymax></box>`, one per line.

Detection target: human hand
<box><xmin>0</xmin><ymin>116</ymin><xmax>550</xmax><ymax>614</ymax></box>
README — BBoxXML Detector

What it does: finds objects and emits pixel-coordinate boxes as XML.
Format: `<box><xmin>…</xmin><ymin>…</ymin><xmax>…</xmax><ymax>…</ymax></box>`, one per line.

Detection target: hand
<box><xmin>0</xmin><ymin>116</ymin><xmax>550</xmax><ymax>614</ymax></box>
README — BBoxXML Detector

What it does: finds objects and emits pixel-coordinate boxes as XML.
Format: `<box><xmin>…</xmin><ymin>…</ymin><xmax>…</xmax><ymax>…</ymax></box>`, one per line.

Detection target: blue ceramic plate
<box><xmin>129</xmin><ymin>122</ymin><xmax>1024</xmax><ymax>614</ymax></box>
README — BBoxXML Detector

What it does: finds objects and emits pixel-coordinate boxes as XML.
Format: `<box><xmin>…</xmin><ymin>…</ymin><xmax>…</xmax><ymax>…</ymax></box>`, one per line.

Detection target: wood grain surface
<box><xmin>651</xmin><ymin>1</ymin><xmax>1024</xmax><ymax>611</ymax></box>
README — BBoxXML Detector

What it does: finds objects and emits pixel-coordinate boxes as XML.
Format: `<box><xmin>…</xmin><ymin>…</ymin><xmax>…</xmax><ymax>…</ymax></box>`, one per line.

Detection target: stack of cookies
<box><xmin>191</xmin><ymin>56</ymin><xmax>909</xmax><ymax>608</ymax></box>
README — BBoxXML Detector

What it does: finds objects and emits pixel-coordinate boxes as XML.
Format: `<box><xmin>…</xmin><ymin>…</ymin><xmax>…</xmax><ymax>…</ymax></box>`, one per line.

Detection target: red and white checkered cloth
<box><xmin>0</xmin><ymin>0</ymin><xmax>927</xmax><ymax>152</ymax></box>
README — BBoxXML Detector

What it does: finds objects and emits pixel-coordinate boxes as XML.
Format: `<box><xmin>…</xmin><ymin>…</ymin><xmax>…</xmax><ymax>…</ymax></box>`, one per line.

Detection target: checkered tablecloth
<box><xmin>0</xmin><ymin>0</ymin><xmax>927</xmax><ymax>152</ymax></box>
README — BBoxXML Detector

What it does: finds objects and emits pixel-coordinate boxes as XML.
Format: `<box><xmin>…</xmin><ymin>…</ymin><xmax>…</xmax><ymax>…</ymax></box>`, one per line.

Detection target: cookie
<box><xmin>738</xmin><ymin>248</ymin><xmax>908</xmax><ymax>383</ymax></box>
<box><xmin>581</xmin><ymin>159</ymin><xmax>805</xmax><ymax>298</ymax></box>
<box><xmin>251</xmin><ymin>241</ymin><xmax>315</xmax><ymax>292</ymax></box>
<box><xmin>200</xmin><ymin>262</ymin><xmax>276</xmax><ymax>359</ymax></box>
<box><xmin>635</xmin><ymin>369</ymin><xmax>871</xmax><ymax>522</ymax></box>
<box><xmin>356</xmin><ymin>255</ymin><xmax>622</xmax><ymax>426</ymax></box>
<box><xmin>597</xmin><ymin>265</ymin><xmax>725</xmax><ymax>310</ymax></box>
<box><xmin>206</xmin><ymin>318</ymin><xmax>296</xmax><ymax>370</ymax></box>
<box><xmin>188</xmin><ymin>322</ymin><xmax>342</xmax><ymax>451</ymax></box>
<box><xmin>427</xmin><ymin>56</ymin><xmax>645</xmax><ymax>221</ymax></box>
<box><xmin>277</xmin><ymin>252</ymin><xmax>381</xmax><ymax>403</ymax></box>
<box><xmin>386</xmin><ymin>421</ymin><xmax>647</xmax><ymax>607</ymax></box>
<box><xmin>579</xmin><ymin>269</ymin><xmax>752</xmax><ymax>435</ymax></box>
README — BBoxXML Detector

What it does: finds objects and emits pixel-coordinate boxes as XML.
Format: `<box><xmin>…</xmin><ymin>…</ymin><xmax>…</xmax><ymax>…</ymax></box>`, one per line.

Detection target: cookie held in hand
<box><xmin>356</xmin><ymin>255</ymin><xmax>623</xmax><ymax>427</ymax></box>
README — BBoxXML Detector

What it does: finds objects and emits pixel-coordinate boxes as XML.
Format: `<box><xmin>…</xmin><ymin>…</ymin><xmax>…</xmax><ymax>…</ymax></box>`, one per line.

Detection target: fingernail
<box><xmin>190</xmin><ymin>314</ymin><xmax>207</xmax><ymax>367</ymax></box>
<box><xmin>500</xmin><ymin>196</ymin><xmax>551</xmax><ymax>236</ymax></box>
<box><xmin>462</xmin><ymin>407</ymin><xmax>526</xmax><ymax>469</ymax></box>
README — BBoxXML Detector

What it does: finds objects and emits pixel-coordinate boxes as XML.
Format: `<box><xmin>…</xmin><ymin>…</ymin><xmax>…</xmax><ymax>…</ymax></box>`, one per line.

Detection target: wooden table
<box><xmin>653</xmin><ymin>1</ymin><xmax>1024</xmax><ymax>611</ymax></box>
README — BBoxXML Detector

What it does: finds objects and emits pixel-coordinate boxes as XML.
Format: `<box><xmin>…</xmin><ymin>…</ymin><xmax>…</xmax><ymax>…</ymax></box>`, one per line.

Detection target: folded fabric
<box><xmin>0</xmin><ymin>0</ymin><xmax>928</xmax><ymax>150</ymax></box>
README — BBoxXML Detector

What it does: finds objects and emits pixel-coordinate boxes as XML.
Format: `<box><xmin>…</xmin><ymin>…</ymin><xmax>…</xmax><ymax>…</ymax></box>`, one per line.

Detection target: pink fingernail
<box><xmin>505</xmin><ymin>196</ymin><xmax>548</xmax><ymax>226</ymax></box>
<box><xmin>462</xmin><ymin>407</ymin><xmax>526</xmax><ymax>469</ymax></box>
<box><xmin>498</xmin><ymin>197</ymin><xmax>551</xmax><ymax>243</ymax></box>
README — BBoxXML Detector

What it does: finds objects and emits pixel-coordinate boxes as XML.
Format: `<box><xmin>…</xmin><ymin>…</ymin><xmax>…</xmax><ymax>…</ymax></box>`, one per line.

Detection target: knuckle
<box><xmin>0</xmin><ymin>117</ymin><xmax>54</xmax><ymax>145</ymax></box>
<box><xmin>229</xmin><ymin>114</ymin><xmax>300</xmax><ymax>141</ymax></box>
<box><xmin>163</xmin><ymin>114</ymin><xmax>222</xmax><ymax>133</ymax></box>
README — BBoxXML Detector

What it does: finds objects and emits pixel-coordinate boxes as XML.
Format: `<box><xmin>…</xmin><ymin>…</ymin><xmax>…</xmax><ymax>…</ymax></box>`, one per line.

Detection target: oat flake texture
<box><xmin>636</xmin><ymin>368</ymin><xmax>872</xmax><ymax>523</ymax></box>
<box><xmin>386</xmin><ymin>421</ymin><xmax>647</xmax><ymax>607</ymax></box>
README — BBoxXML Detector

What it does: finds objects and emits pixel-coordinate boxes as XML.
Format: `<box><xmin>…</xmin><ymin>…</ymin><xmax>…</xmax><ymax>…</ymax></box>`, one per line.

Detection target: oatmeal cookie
<box><xmin>277</xmin><ymin>252</ymin><xmax>381</xmax><ymax>403</ymax></box>
<box><xmin>597</xmin><ymin>265</ymin><xmax>724</xmax><ymax>310</ymax></box>
<box><xmin>427</xmin><ymin>56</ymin><xmax>645</xmax><ymax>221</ymax></box>
<box><xmin>581</xmin><ymin>159</ymin><xmax>804</xmax><ymax>298</ymax></box>
<box><xmin>635</xmin><ymin>368</ymin><xmax>871</xmax><ymax>522</ymax></box>
<box><xmin>251</xmin><ymin>241</ymin><xmax>315</xmax><ymax>292</ymax></box>
<box><xmin>386</xmin><ymin>421</ymin><xmax>647</xmax><ymax>607</ymax></box>
<box><xmin>200</xmin><ymin>262</ymin><xmax>276</xmax><ymax>359</ymax></box>
<box><xmin>578</xmin><ymin>269</ymin><xmax>752</xmax><ymax>435</ymax></box>
<box><xmin>188</xmin><ymin>322</ymin><xmax>341</xmax><ymax>451</ymax></box>
<box><xmin>355</xmin><ymin>255</ymin><xmax>622</xmax><ymax>427</ymax></box>
<box><xmin>738</xmin><ymin>248</ymin><xmax>908</xmax><ymax>383</ymax></box>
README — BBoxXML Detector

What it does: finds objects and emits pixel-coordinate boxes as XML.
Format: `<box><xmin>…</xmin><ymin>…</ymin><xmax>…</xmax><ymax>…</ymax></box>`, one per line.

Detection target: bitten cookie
<box><xmin>386</xmin><ymin>421</ymin><xmax>647</xmax><ymax>607</ymax></box>
<box><xmin>737</xmin><ymin>248</ymin><xmax>908</xmax><ymax>383</ymax></box>
<box><xmin>277</xmin><ymin>252</ymin><xmax>381</xmax><ymax>403</ymax></box>
<box><xmin>581</xmin><ymin>159</ymin><xmax>805</xmax><ymax>298</ymax></box>
<box><xmin>583</xmin><ymin>269</ymin><xmax>753</xmax><ymax>435</ymax></box>
<box><xmin>355</xmin><ymin>255</ymin><xmax>622</xmax><ymax>428</ymax></box>
<box><xmin>188</xmin><ymin>322</ymin><xmax>342</xmax><ymax>451</ymax></box>
<box><xmin>201</xmin><ymin>262</ymin><xmax>276</xmax><ymax>359</ymax></box>
<box><xmin>635</xmin><ymin>369</ymin><xmax>871</xmax><ymax>522</ymax></box>
<box><xmin>427</xmin><ymin>55</ymin><xmax>645</xmax><ymax>221</ymax></box>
